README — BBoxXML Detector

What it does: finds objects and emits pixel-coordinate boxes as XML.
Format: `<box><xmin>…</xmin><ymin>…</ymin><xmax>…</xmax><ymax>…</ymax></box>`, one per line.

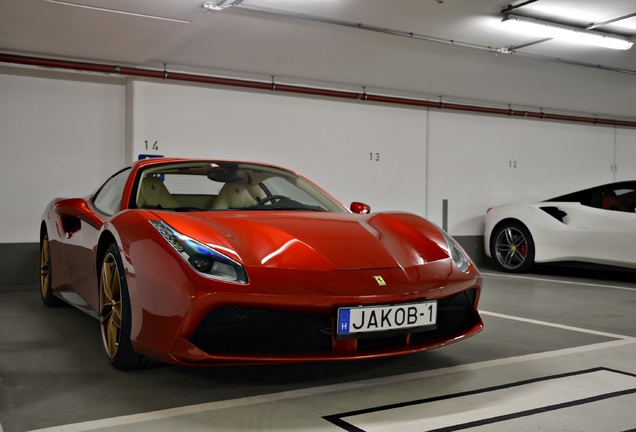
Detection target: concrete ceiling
<box><xmin>2</xmin><ymin>0</ymin><xmax>636</xmax><ymax>119</ymax></box>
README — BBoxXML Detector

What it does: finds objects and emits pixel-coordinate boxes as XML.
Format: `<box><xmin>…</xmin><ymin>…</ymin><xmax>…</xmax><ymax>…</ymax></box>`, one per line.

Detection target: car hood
<box><xmin>156</xmin><ymin>211</ymin><xmax>450</xmax><ymax>271</ymax></box>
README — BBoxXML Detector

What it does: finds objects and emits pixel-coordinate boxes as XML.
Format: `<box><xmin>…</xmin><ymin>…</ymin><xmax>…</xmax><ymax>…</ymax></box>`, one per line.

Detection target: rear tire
<box><xmin>491</xmin><ymin>222</ymin><xmax>535</xmax><ymax>273</ymax></box>
<box><xmin>99</xmin><ymin>243</ymin><xmax>148</xmax><ymax>370</ymax></box>
<box><xmin>40</xmin><ymin>230</ymin><xmax>64</xmax><ymax>307</ymax></box>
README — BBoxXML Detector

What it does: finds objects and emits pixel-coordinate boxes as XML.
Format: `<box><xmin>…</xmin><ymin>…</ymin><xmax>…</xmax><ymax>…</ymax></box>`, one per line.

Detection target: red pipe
<box><xmin>2</xmin><ymin>53</ymin><xmax>635</xmax><ymax>128</ymax></box>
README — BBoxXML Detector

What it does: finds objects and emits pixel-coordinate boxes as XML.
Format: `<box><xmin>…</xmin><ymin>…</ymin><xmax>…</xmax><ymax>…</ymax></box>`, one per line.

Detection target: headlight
<box><xmin>149</xmin><ymin>220</ymin><xmax>248</xmax><ymax>284</ymax></box>
<box><xmin>439</xmin><ymin>229</ymin><xmax>470</xmax><ymax>272</ymax></box>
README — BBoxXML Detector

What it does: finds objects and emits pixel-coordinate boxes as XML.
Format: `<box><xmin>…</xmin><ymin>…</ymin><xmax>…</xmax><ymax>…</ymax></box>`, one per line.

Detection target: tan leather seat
<box><xmin>137</xmin><ymin>177</ymin><xmax>179</xmax><ymax>209</ymax></box>
<box><xmin>213</xmin><ymin>182</ymin><xmax>261</xmax><ymax>209</ymax></box>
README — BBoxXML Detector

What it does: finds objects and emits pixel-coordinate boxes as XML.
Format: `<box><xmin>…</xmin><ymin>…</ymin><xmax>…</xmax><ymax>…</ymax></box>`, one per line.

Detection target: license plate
<box><xmin>337</xmin><ymin>301</ymin><xmax>437</xmax><ymax>336</ymax></box>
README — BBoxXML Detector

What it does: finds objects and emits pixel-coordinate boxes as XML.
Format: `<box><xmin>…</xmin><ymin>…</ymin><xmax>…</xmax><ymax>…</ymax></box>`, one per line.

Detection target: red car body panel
<box><xmin>41</xmin><ymin>158</ymin><xmax>483</xmax><ymax>366</ymax></box>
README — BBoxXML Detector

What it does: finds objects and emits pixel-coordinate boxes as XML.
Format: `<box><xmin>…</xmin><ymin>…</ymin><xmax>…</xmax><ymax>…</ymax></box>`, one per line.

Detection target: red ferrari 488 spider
<box><xmin>40</xmin><ymin>158</ymin><xmax>483</xmax><ymax>369</ymax></box>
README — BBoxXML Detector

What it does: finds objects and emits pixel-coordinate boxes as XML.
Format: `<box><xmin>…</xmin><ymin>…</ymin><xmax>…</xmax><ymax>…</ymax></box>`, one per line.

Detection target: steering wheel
<box><xmin>256</xmin><ymin>195</ymin><xmax>288</xmax><ymax>206</ymax></box>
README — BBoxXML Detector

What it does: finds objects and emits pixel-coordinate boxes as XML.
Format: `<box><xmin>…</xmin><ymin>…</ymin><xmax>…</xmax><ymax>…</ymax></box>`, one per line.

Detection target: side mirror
<box><xmin>350</xmin><ymin>202</ymin><xmax>371</xmax><ymax>214</ymax></box>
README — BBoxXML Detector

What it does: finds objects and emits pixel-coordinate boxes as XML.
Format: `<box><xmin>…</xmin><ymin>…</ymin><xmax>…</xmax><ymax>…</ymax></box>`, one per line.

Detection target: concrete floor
<box><xmin>1</xmin><ymin>267</ymin><xmax>636</xmax><ymax>432</ymax></box>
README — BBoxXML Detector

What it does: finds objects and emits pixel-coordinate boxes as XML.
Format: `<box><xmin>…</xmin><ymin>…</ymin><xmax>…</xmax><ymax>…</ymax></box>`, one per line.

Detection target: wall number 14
<box><xmin>145</xmin><ymin>140</ymin><xmax>159</xmax><ymax>151</ymax></box>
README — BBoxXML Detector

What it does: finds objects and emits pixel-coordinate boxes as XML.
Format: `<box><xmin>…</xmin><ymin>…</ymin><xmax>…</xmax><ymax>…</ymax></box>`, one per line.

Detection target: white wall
<box><xmin>128</xmin><ymin>79</ymin><xmax>428</xmax><ymax>215</ymax></box>
<box><xmin>0</xmin><ymin>67</ymin><xmax>125</xmax><ymax>243</ymax></box>
<box><xmin>616</xmin><ymin>128</ymin><xmax>636</xmax><ymax>182</ymax></box>
<box><xmin>427</xmin><ymin>111</ymin><xmax>619</xmax><ymax>235</ymax></box>
<box><xmin>1</xmin><ymin>69</ymin><xmax>634</xmax><ymax>244</ymax></box>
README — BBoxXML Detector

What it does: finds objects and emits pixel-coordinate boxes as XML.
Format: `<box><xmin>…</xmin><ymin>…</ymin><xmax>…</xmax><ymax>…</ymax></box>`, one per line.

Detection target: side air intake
<box><xmin>540</xmin><ymin>206</ymin><xmax>567</xmax><ymax>223</ymax></box>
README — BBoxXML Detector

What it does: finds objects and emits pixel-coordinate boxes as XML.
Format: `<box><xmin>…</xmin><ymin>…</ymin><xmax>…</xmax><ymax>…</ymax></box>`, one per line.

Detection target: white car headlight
<box><xmin>149</xmin><ymin>220</ymin><xmax>248</xmax><ymax>284</ymax></box>
<box><xmin>439</xmin><ymin>229</ymin><xmax>470</xmax><ymax>272</ymax></box>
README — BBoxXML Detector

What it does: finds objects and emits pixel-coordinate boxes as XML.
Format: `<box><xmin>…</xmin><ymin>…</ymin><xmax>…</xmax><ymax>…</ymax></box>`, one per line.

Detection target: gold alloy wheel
<box><xmin>100</xmin><ymin>252</ymin><xmax>123</xmax><ymax>359</ymax></box>
<box><xmin>40</xmin><ymin>235</ymin><xmax>51</xmax><ymax>299</ymax></box>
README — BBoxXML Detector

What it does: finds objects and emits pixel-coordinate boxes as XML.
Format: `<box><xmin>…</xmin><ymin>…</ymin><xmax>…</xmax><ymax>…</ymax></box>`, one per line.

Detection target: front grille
<box><xmin>189</xmin><ymin>289</ymin><xmax>478</xmax><ymax>356</ymax></box>
<box><xmin>189</xmin><ymin>307</ymin><xmax>332</xmax><ymax>355</ymax></box>
<box><xmin>408</xmin><ymin>289</ymin><xmax>478</xmax><ymax>346</ymax></box>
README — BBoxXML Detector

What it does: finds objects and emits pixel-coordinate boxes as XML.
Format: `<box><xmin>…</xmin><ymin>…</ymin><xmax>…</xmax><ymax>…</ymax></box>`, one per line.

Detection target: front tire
<box><xmin>99</xmin><ymin>243</ymin><xmax>147</xmax><ymax>370</ymax></box>
<box><xmin>491</xmin><ymin>222</ymin><xmax>535</xmax><ymax>273</ymax></box>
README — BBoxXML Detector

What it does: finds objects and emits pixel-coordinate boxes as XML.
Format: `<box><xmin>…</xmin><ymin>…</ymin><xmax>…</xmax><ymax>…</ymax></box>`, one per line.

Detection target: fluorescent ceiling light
<box><xmin>42</xmin><ymin>0</ymin><xmax>190</xmax><ymax>23</ymax></box>
<box><xmin>203</xmin><ymin>0</ymin><xmax>244</xmax><ymax>12</ymax></box>
<box><xmin>502</xmin><ymin>13</ymin><xmax>633</xmax><ymax>50</ymax></box>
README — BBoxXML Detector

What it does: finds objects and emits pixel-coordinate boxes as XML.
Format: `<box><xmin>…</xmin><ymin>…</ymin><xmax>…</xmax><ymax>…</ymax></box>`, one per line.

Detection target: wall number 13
<box><xmin>370</xmin><ymin>152</ymin><xmax>380</xmax><ymax>162</ymax></box>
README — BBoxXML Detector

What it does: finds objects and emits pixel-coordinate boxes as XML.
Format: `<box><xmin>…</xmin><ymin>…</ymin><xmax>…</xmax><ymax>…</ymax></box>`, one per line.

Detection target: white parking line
<box><xmin>19</xmin><ymin>275</ymin><xmax>636</xmax><ymax>432</ymax></box>
<box><xmin>481</xmin><ymin>271</ymin><xmax>636</xmax><ymax>291</ymax></box>
<box><xmin>480</xmin><ymin>310</ymin><xmax>635</xmax><ymax>340</ymax></box>
<box><xmin>25</xmin><ymin>339</ymin><xmax>636</xmax><ymax>432</ymax></box>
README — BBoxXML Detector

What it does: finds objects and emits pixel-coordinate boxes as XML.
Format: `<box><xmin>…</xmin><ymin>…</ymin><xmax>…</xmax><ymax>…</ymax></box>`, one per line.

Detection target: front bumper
<box><xmin>168</xmin><ymin>287</ymin><xmax>482</xmax><ymax>365</ymax></box>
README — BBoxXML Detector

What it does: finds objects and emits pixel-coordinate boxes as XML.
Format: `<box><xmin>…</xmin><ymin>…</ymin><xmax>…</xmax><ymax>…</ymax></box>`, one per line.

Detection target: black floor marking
<box><xmin>323</xmin><ymin>367</ymin><xmax>636</xmax><ymax>432</ymax></box>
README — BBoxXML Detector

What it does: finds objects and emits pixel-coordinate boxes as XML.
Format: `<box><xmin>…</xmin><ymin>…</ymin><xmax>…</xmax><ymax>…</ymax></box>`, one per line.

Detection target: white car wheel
<box><xmin>491</xmin><ymin>222</ymin><xmax>535</xmax><ymax>272</ymax></box>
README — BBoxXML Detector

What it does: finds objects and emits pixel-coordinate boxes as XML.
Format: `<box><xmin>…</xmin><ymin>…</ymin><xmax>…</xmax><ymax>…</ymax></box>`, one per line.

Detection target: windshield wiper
<box><xmin>165</xmin><ymin>207</ymin><xmax>204</xmax><ymax>212</ymax></box>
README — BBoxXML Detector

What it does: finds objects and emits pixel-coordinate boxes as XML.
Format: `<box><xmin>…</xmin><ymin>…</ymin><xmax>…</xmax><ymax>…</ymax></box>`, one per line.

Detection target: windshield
<box><xmin>132</xmin><ymin>161</ymin><xmax>347</xmax><ymax>213</ymax></box>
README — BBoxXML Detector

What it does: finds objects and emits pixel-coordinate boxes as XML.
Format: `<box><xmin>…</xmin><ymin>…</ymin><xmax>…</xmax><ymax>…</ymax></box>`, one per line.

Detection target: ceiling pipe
<box><xmin>501</xmin><ymin>0</ymin><xmax>540</xmax><ymax>15</ymax></box>
<box><xmin>234</xmin><ymin>3</ymin><xmax>636</xmax><ymax>77</ymax></box>
<box><xmin>2</xmin><ymin>52</ymin><xmax>636</xmax><ymax>128</ymax></box>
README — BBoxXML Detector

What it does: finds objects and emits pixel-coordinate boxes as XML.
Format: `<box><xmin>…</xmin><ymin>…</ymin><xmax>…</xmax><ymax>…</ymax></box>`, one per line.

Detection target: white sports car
<box><xmin>484</xmin><ymin>181</ymin><xmax>636</xmax><ymax>272</ymax></box>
